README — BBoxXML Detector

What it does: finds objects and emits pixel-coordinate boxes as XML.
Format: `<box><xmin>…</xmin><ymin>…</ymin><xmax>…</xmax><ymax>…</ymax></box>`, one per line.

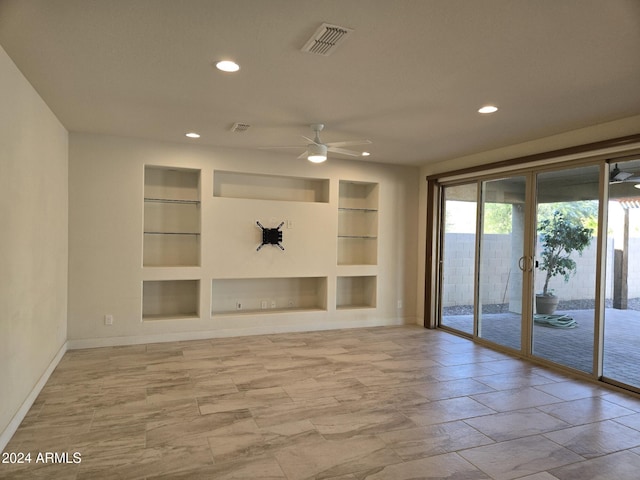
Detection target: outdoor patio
<box><xmin>442</xmin><ymin>304</ymin><xmax>640</xmax><ymax>387</ymax></box>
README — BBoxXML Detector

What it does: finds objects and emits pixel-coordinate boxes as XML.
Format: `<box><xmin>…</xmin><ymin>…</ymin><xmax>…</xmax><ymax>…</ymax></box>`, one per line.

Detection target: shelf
<box><xmin>338</xmin><ymin>207</ymin><xmax>378</xmax><ymax>212</ymax></box>
<box><xmin>338</xmin><ymin>180</ymin><xmax>379</xmax><ymax>210</ymax></box>
<box><xmin>211</xmin><ymin>277</ymin><xmax>327</xmax><ymax>315</ymax></box>
<box><xmin>336</xmin><ymin>276</ymin><xmax>377</xmax><ymax>309</ymax></box>
<box><xmin>142</xmin><ymin>280</ymin><xmax>199</xmax><ymax>320</ymax></box>
<box><xmin>144</xmin><ymin>166</ymin><xmax>200</xmax><ymax>202</ymax></box>
<box><xmin>338</xmin><ymin>235</ymin><xmax>377</xmax><ymax>239</ymax></box>
<box><xmin>213</xmin><ymin>170</ymin><xmax>330</xmax><ymax>203</ymax></box>
<box><xmin>144</xmin><ymin>232</ymin><xmax>200</xmax><ymax>236</ymax></box>
<box><xmin>337</xmin><ymin>237</ymin><xmax>378</xmax><ymax>265</ymax></box>
<box><xmin>144</xmin><ymin>197</ymin><xmax>200</xmax><ymax>205</ymax></box>
<box><xmin>338</xmin><ymin>180</ymin><xmax>379</xmax><ymax>266</ymax></box>
<box><xmin>144</xmin><ymin>166</ymin><xmax>201</xmax><ymax>267</ymax></box>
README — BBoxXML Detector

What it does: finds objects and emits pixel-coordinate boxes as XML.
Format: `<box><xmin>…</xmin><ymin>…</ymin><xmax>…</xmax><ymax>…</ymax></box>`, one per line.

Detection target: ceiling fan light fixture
<box><xmin>307</xmin><ymin>143</ymin><xmax>327</xmax><ymax>163</ymax></box>
<box><xmin>361</xmin><ymin>151</ymin><xmax>370</xmax><ymax>157</ymax></box>
<box><xmin>634</xmin><ymin>184</ymin><xmax>640</xmax><ymax>189</ymax></box>
<box><xmin>478</xmin><ymin>105</ymin><xmax>498</xmax><ymax>114</ymax></box>
<box><xmin>216</xmin><ymin>60</ymin><xmax>240</xmax><ymax>72</ymax></box>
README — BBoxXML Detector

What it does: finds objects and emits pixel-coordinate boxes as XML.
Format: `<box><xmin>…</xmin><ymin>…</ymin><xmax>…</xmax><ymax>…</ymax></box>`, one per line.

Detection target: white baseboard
<box><xmin>0</xmin><ymin>341</ymin><xmax>68</xmax><ymax>453</ymax></box>
<box><xmin>67</xmin><ymin>317</ymin><xmax>412</xmax><ymax>350</ymax></box>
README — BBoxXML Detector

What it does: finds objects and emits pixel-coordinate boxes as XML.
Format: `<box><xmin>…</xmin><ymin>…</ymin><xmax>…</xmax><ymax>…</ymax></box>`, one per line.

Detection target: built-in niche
<box><xmin>143</xmin><ymin>166</ymin><xmax>201</xmax><ymax>266</ymax></box>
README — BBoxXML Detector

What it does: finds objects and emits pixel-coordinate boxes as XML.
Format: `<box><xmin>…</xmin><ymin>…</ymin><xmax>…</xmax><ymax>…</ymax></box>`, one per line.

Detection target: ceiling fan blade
<box><xmin>326</xmin><ymin>139</ymin><xmax>372</xmax><ymax>148</ymax></box>
<box><xmin>259</xmin><ymin>145</ymin><xmax>306</xmax><ymax>150</ymax></box>
<box><xmin>624</xmin><ymin>176</ymin><xmax>640</xmax><ymax>182</ymax></box>
<box><xmin>327</xmin><ymin>146</ymin><xmax>362</xmax><ymax>157</ymax></box>
<box><xmin>301</xmin><ymin>135</ymin><xmax>320</xmax><ymax>145</ymax></box>
<box><xmin>297</xmin><ymin>151</ymin><xmax>308</xmax><ymax>160</ymax></box>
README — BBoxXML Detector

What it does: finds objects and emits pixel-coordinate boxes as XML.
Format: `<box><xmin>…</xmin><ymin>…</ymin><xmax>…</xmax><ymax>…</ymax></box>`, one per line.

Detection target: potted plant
<box><xmin>536</xmin><ymin>211</ymin><xmax>593</xmax><ymax>315</ymax></box>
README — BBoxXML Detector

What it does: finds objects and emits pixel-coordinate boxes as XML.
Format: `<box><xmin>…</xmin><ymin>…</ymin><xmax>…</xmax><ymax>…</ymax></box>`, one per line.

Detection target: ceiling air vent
<box><xmin>301</xmin><ymin>23</ymin><xmax>353</xmax><ymax>56</ymax></box>
<box><xmin>231</xmin><ymin>122</ymin><xmax>251</xmax><ymax>132</ymax></box>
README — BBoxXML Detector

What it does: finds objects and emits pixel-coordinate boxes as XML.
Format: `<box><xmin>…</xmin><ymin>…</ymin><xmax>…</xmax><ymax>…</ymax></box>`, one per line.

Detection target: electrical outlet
<box><xmin>288</xmin><ymin>299</ymin><xmax>295</xmax><ymax>308</ymax></box>
<box><xmin>397</xmin><ymin>300</ymin><xmax>403</xmax><ymax>309</ymax></box>
<box><xmin>261</xmin><ymin>300</ymin><xmax>268</xmax><ymax>309</ymax></box>
<box><xmin>104</xmin><ymin>314</ymin><xmax>113</xmax><ymax>325</ymax></box>
<box><xmin>270</xmin><ymin>300</ymin><xmax>276</xmax><ymax>308</ymax></box>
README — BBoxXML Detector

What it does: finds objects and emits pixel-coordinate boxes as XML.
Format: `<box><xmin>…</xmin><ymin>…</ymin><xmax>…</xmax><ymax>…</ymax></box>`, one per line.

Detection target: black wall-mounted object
<box><xmin>256</xmin><ymin>221</ymin><xmax>284</xmax><ymax>251</ymax></box>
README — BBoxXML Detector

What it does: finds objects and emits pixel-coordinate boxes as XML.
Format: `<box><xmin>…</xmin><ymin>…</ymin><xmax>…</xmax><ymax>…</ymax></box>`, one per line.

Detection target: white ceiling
<box><xmin>1</xmin><ymin>0</ymin><xmax>639</xmax><ymax>166</ymax></box>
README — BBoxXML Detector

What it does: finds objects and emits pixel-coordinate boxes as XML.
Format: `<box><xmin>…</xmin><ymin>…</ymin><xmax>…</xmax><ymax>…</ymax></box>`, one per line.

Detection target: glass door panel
<box><xmin>603</xmin><ymin>159</ymin><xmax>640</xmax><ymax>389</ymax></box>
<box><xmin>532</xmin><ymin>165</ymin><xmax>600</xmax><ymax>373</ymax></box>
<box><xmin>440</xmin><ymin>183</ymin><xmax>478</xmax><ymax>335</ymax></box>
<box><xmin>478</xmin><ymin>176</ymin><xmax>527</xmax><ymax>350</ymax></box>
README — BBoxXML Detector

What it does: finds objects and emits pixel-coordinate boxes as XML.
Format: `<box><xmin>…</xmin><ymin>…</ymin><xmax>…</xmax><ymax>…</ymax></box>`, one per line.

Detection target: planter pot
<box><xmin>536</xmin><ymin>294</ymin><xmax>559</xmax><ymax>315</ymax></box>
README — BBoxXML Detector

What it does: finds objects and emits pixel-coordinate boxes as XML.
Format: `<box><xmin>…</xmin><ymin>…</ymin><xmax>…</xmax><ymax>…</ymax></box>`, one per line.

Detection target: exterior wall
<box><xmin>0</xmin><ymin>46</ymin><xmax>68</xmax><ymax>447</ymax></box>
<box><xmin>442</xmin><ymin>233</ymin><xmax>640</xmax><ymax>307</ymax></box>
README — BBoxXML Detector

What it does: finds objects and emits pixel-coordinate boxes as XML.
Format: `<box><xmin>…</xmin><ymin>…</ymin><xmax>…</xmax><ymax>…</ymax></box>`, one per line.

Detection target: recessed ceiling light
<box><xmin>478</xmin><ymin>105</ymin><xmax>498</xmax><ymax>114</ymax></box>
<box><xmin>361</xmin><ymin>152</ymin><xmax>370</xmax><ymax>157</ymax></box>
<box><xmin>185</xmin><ymin>132</ymin><xmax>200</xmax><ymax>138</ymax></box>
<box><xmin>216</xmin><ymin>60</ymin><xmax>240</xmax><ymax>72</ymax></box>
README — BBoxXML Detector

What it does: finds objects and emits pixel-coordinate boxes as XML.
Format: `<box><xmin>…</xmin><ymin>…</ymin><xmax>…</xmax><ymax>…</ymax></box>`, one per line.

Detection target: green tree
<box><xmin>483</xmin><ymin>203</ymin><xmax>512</xmax><ymax>234</ymax></box>
<box><xmin>538</xmin><ymin>201</ymin><xmax>598</xmax><ymax>232</ymax></box>
<box><xmin>538</xmin><ymin>211</ymin><xmax>593</xmax><ymax>295</ymax></box>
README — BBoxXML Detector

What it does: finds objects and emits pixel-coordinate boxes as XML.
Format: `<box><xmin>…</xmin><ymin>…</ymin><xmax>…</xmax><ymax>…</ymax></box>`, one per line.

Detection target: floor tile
<box><xmin>516</xmin><ymin>473</ymin><xmax>560</xmax><ymax>480</ymax></box>
<box><xmin>400</xmin><ymin>396</ymin><xmax>496</xmax><ymax>426</ymax></box>
<box><xmin>412</xmin><ymin>378</ymin><xmax>497</xmax><ymax>401</ymax></box>
<box><xmin>361</xmin><ymin>452</ymin><xmax>490</xmax><ymax>479</ymax></box>
<box><xmin>471</xmin><ymin>387</ymin><xmax>562</xmax><ymax>412</ymax></box>
<box><xmin>459</xmin><ymin>435</ymin><xmax>584</xmax><ymax>480</ymax></box>
<box><xmin>612</xmin><ymin>412</ymin><xmax>640</xmax><ymax>431</ymax></box>
<box><xmin>464</xmin><ymin>408</ymin><xmax>570</xmax><ymax>441</ymax></box>
<box><xmin>377</xmin><ymin>420</ymin><xmax>494</xmax><ymax>460</ymax></box>
<box><xmin>538</xmin><ymin>396</ymin><xmax>636</xmax><ymax>425</ymax></box>
<box><xmin>475</xmin><ymin>372</ymin><xmax>557</xmax><ymax>390</ymax></box>
<box><xmin>549</xmin><ymin>450</ymin><xmax>640</xmax><ymax>480</ymax></box>
<box><xmin>543</xmin><ymin>420</ymin><xmax>640</xmax><ymax>458</ymax></box>
<box><xmin>273</xmin><ymin>434</ymin><xmax>401</xmax><ymax>480</ymax></box>
<box><xmin>534</xmin><ymin>380</ymin><xmax>605</xmax><ymax>401</ymax></box>
<box><xmin>311</xmin><ymin>408</ymin><xmax>417</xmax><ymax>439</ymax></box>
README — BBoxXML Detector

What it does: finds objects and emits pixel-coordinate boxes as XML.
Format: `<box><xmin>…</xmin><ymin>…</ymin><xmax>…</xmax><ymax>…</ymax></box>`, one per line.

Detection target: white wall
<box><xmin>68</xmin><ymin>133</ymin><xmax>419</xmax><ymax>346</ymax></box>
<box><xmin>0</xmin><ymin>46</ymin><xmax>68</xmax><ymax>447</ymax></box>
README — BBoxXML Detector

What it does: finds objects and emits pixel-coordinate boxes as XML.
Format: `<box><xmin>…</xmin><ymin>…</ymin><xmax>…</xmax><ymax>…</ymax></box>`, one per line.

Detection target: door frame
<box><xmin>424</xmin><ymin>135</ymin><xmax>640</xmax><ymax>383</ymax></box>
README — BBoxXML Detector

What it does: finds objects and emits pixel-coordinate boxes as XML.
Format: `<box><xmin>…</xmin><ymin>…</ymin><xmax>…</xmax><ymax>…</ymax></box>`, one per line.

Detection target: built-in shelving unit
<box><xmin>143</xmin><ymin>166</ymin><xmax>201</xmax><ymax>266</ymax></box>
<box><xmin>213</xmin><ymin>170</ymin><xmax>329</xmax><ymax>203</ymax></box>
<box><xmin>142</xmin><ymin>280</ymin><xmax>199</xmax><ymax>320</ymax></box>
<box><xmin>211</xmin><ymin>277</ymin><xmax>327</xmax><ymax>315</ymax></box>
<box><xmin>337</xmin><ymin>181</ymin><xmax>379</xmax><ymax>265</ymax></box>
<box><xmin>336</xmin><ymin>276</ymin><xmax>377</xmax><ymax>309</ymax></box>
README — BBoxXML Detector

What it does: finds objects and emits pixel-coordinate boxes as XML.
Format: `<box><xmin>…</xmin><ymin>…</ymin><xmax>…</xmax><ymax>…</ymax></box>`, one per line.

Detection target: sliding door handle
<box><xmin>518</xmin><ymin>256</ymin><xmax>526</xmax><ymax>272</ymax></box>
<box><xmin>519</xmin><ymin>256</ymin><xmax>535</xmax><ymax>272</ymax></box>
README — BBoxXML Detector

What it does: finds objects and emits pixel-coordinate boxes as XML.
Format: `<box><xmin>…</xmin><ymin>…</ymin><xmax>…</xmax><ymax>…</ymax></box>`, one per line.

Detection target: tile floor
<box><xmin>3</xmin><ymin>325</ymin><xmax>640</xmax><ymax>479</ymax></box>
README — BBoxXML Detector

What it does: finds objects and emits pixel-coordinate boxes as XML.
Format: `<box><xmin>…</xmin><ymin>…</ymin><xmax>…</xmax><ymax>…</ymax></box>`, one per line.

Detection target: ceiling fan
<box><xmin>264</xmin><ymin>124</ymin><xmax>371</xmax><ymax>163</ymax></box>
<box><xmin>610</xmin><ymin>164</ymin><xmax>640</xmax><ymax>184</ymax></box>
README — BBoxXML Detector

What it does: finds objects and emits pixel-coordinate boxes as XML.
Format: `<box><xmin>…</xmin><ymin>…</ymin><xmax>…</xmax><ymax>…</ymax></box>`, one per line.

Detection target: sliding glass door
<box><xmin>440</xmin><ymin>183</ymin><xmax>477</xmax><ymax>335</ymax></box>
<box><xmin>478</xmin><ymin>176</ymin><xmax>529</xmax><ymax>351</ymax></box>
<box><xmin>532</xmin><ymin>165</ymin><xmax>600</xmax><ymax>374</ymax></box>
<box><xmin>437</xmin><ymin>164</ymin><xmax>603</xmax><ymax>373</ymax></box>
<box><xmin>603</xmin><ymin>158</ymin><xmax>640</xmax><ymax>390</ymax></box>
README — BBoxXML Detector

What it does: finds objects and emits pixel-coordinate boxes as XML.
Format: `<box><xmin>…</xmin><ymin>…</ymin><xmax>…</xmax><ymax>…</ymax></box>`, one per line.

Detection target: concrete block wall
<box><xmin>443</xmin><ymin>233</ymin><xmax>640</xmax><ymax>308</ymax></box>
